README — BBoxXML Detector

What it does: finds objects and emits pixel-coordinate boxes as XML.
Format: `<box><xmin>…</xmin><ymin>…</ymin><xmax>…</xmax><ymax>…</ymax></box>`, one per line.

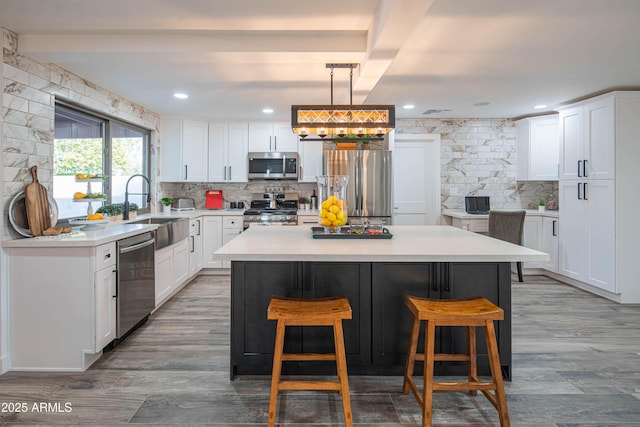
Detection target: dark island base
<box><xmin>230</xmin><ymin>261</ymin><xmax>512</xmax><ymax>380</ymax></box>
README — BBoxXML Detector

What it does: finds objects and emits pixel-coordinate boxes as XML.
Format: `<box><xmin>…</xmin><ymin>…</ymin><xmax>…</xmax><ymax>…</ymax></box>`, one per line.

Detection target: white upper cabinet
<box><xmin>248</xmin><ymin>122</ymin><xmax>298</xmax><ymax>152</ymax></box>
<box><xmin>209</xmin><ymin>122</ymin><xmax>249</xmax><ymax>182</ymax></box>
<box><xmin>516</xmin><ymin>115</ymin><xmax>559</xmax><ymax>181</ymax></box>
<box><xmin>298</xmin><ymin>140</ymin><xmax>324</xmax><ymax>182</ymax></box>
<box><xmin>160</xmin><ymin>118</ymin><xmax>209</xmax><ymax>182</ymax></box>
<box><xmin>558</xmin><ymin>96</ymin><xmax>615</xmax><ymax>180</ymax></box>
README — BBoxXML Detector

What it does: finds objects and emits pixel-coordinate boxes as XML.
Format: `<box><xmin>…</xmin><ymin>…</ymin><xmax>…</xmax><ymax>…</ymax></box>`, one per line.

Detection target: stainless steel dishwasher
<box><xmin>116</xmin><ymin>231</ymin><xmax>156</xmax><ymax>339</ymax></box>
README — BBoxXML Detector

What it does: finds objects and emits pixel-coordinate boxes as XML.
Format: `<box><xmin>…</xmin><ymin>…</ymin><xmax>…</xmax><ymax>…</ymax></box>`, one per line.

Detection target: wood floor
<box><xmin>1</xmin><ymin>273</ymin><xmax>639</xmax><ymax>426</ymax></box>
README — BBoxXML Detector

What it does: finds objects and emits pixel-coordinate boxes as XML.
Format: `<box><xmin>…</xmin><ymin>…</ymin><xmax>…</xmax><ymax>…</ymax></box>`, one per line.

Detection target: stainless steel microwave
<box><xmin>248</xmin><ymin>152</ymin><xmax>299</xmax><ymax>180</ymax></box>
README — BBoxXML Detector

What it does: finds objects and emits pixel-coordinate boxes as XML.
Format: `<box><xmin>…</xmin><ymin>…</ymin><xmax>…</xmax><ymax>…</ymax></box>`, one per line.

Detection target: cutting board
<box><xmin>24</xmin><ymin>166</ymin><xmax>51</xmax><ymax>237</ymax></box>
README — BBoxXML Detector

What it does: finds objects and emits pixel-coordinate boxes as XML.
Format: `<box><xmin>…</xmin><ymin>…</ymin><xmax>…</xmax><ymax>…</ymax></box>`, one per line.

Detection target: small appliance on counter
<box><xmin>172</xmin><ymin>198</ymin><xmax>195</xmax><ymax>211</ymax></box>
<box><xmin>206</xmin><ymin>190</ymin><xmax>223</xmax><ymax>209</ymax></box>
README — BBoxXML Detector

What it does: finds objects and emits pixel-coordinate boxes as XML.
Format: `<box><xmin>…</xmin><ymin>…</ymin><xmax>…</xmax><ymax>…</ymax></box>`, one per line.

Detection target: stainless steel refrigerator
<box><xmin>324</xmin><ymin>150</ymin><xmax>393</xmax><ymax>224</ymax></box>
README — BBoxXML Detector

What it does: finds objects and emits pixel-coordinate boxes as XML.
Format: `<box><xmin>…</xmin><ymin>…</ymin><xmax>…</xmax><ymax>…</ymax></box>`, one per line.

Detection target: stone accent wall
<box><xmin>2</xmin><ymin>28</ymin><xmax>161</xmax><ymax>240</ymax></box>
<box><xmin>396</xmin><ymin>119</ymin><xmax>558</xmax><ymax>210</ymax></box>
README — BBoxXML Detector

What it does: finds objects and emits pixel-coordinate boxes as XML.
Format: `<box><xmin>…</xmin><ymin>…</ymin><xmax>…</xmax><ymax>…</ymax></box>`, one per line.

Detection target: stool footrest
<box><xmin>433</xmin><ymin>381</ymin><xmax>497</xmax><ymax>391</ymax></box>
<box><xmin>278</xmin><ymin>380</ymin><xmax>341</xmax><ymax>391</ymax></box>
<box><xmin>415</xmin><ymin>353</ymin><xmax>471</xmax><ymax>362</ymax></box>
<box><xmin>282</xmin><ymin>353</ymin><xmax>337</xmax><ymax>362</ymax></box>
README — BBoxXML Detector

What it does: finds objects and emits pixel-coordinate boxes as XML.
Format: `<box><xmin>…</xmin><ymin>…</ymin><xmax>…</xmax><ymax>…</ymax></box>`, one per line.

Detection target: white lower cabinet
<box><xmin>173</xmin><ymin>239</ymin><xmax>189</xmax><ymax>286</ymax></box>
<box><xmin>94</xmin><ymin>265</ymin><xmax>117</xmax><ymax>352</ymax></box>
<box><xmin>8</xmin><ymin>240</ymin><xmax>122</xmax><ymax>370</ymax></box>
<box><xmin>522</xmin><ymin>216</ymin><xmax>543</xmax><ymax>269</ymax></box>
<box><xmin>542</xmin><ymin>216</ymin><xmax>559</xmax><ymax>273</ymax></box>
<box><xmin>202</xmin><ymin>216</ymin><xmax>223</xmax><ymax>268</ymax></box>
<box><xmin>202</xmin><ymin>215</ymin><xmax>243</xmax><ymax>269</ymax></box>
<box><xmin>154</xmin><ymin>238</ymin><xmax>190</xmax><ymax>307</ymax></box>
<box><xmin>298</xmin><ymin>213</ymin><xmax>318</xmax><ymax>225</ymax></box>
<box><xmin>155</xmin><ymin>246</ymin><xmax>174</xmax><ymax>305</ymax></box>
<box><xmin>222</xmin><ymin>216</ymin><xmax>243</xmax><ymax>268</ymax></box>
<box><xmin>189</xmin><ymin>217</ymin><xmax>203</xmax><ymax>277</ymax></box>
<box><xmin>559</xmin><ymin>180</ymin><xmax>615</xmax><ymax>292</ymax></box>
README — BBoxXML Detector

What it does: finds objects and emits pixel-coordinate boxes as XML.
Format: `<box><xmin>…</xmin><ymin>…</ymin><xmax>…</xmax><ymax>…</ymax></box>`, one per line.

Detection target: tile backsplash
<box><xmin>396</xmin><ymin>119</ymin><xmax>558</xmax><ymax>210</ymax></box>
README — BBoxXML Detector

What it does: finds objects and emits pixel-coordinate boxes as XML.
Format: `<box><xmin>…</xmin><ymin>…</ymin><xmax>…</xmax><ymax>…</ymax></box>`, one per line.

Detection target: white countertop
<box><xmin>2</xmin><ymin>209</ymin><xmax>246</xmax><ymax>248</ymax></box>
<box><xmin>214</xmin><ymin>225</ymin><xmax>550</xmax><ymax>263</ymax></box>
<box><xmin>443</xmin><ymin>209</ymin><xmax>559</xmax><ymax>219</ymax></box>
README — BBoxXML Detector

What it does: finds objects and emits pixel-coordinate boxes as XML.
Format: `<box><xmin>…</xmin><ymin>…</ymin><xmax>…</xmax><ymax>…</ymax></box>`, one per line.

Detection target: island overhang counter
<box><xmin>215</xmin><ymin>225</ymin><xmax>549</xmax><ymax>380</ymax></box>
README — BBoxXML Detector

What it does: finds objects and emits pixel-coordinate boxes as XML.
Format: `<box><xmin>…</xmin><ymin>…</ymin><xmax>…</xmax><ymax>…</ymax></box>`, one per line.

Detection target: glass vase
<box><xmin>317</xmin><ymin>175</ymin><xmax>349</xmax><ymax>233</ymax></box>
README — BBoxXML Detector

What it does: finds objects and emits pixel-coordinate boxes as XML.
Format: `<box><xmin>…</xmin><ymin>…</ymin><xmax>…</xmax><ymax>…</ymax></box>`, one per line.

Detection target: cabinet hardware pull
<box><xmin>578</xmin><ymin>182</ymin><xmax>582</xmax><ymax>200</ymax></box>
<box><xmin>229</xmin><ymin>166</ymin><xmax>232</xmax><ymax>180</ymax></box>
<box><xmin>583</xmin><ymin>159</ymin><xmax>588</xmax><ymax>177</ymax></box>
<box><xmin>578</xmin><ymin>160</ymin><xmax>582</xmax><ymax>177</ymax></box>
<box><xmin>274</xmin><ymin>136</ymin><xmax>277</xmax><ymax>151</ymax></box>
<box><xmin>184</xmin><ymin>165</ymin><xmax>188</xmax><ymax>180</ymax></box>
<box><xmin>223</xmin><ymin>166</ymin><xmax>227</xmax><ymax>180</ymax></box>
<box><xmin>191</xmin><ymin>236</ymin><xmax>195</xmax><ymax>252</ymax></box>
<box><xmin>584</xmin><ymin>182</ymin><xmax>588</xmax><ymax>200</ymax></box>
<box><xmin>552</xmin><ymin>220</ymin><xmax>557</xmax><ymax>236</ymax></box>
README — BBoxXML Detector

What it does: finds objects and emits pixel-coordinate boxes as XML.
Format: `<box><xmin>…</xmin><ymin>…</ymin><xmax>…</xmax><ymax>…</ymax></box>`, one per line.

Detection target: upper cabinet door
<box><xmin>181</xmin><ymin>119</ymin><xmax>209</xmax><ymax>182</ymax></box>
<box><xmin>584</xmin><ymin>97</ymin><xmax>615</xmax><ymax>180</ymax></box>
<box><xmin>558</xmin><ymin>96</ymin><xmax>615</xmax><ymax>181</ymax></box>
<box><xmin>248</xmin><ymin>122</ymin><xmax>298</xmax><ymax>152</ymax></box>
<box><xmin>226</xmin><ymin>123</ymin><xmax>249</xmax><ymax>182</ymax></box>
<box><xmin>273</xmin><ymin>122</ymin><xmax>299</xmax><ymax>152</ymax></box>
<box><xmin>208</xmin><ymin>122</ymin><xmax>248</xmax><ymax>182</ymax></box>
<box><xmin>558</xmin><ymin>106</ymin><xmax>584</xmax><ymax>180</ymax></box>
<box><xmin>248</xmin><ymin>122</ymin><xmax>273</xmax><ymax>152</ymax></box>
<box><xmin>160</xmin><ymin>118</ymin><xmax>208</xmax><ymax>182</ymax></box>
<box><xmin>516</xmin><ymin>116</ymin><xmax>559</xmax><ymax>181</ymax></box>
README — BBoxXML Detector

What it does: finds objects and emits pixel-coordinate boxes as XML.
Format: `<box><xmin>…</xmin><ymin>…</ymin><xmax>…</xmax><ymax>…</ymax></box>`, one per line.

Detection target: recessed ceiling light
<box><xmin>262</xmin><ymin>108</ymin><xmax>274</xmax><ymax>114</ymax></box>
<box><xmin>473</xmin><ymin>102</ymin><xmax>490</xmax><ymax>107</ymax></box>
<box><xmin>533</xmin><ymin>104</ymin><xmax>547</xmax><ymax>109</ymax></box>
<box><xmin>173</xmin><ymin>93</ymin><xmax>189</xmax><ymax>99</ymax></box>
<box><xmin>403</xmin><ymin>104</ymin><xmax>415</xmax><ymax>110</ymax></box>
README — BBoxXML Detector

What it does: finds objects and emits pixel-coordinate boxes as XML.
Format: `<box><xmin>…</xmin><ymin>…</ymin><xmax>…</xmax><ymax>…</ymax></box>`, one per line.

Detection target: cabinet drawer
<box><xmin>95</xmin><ymin>242</ymin><xmax>116</xmax><ymax>270</ymax></box>
<box><xmin>223</xmin><ymin>216</ymin><xmax>243</xmax><ymax>229</ymax></box>
<box><xmin>468</xmin><ymin>219</ymin><xmax>488</xmax><ymax>233</ymax></box>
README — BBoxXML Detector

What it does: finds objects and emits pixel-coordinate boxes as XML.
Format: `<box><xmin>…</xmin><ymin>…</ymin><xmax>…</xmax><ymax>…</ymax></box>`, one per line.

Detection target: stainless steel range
<box><xmin>243</xmin><ymin>193</ymin><xmax>298</xmax><ymax>229</ymax></box>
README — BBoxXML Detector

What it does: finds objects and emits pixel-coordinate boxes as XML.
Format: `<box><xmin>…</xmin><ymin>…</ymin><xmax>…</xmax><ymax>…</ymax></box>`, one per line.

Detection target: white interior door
<box><xmin>391</xmin><ymin>133</ymin><xmax>441</xmax><ymax>225</ymax></box>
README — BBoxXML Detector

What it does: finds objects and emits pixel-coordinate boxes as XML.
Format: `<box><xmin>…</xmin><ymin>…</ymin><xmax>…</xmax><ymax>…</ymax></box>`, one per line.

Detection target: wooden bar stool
<box><xmin>402</xmin><ymin>295</ymin><xmax>510</xmax><ymax>427</ymax></box>
<box><xmin>267</xmin><ymin>296</ymin><xmax>353</xmax><ymax>427</ymax></box>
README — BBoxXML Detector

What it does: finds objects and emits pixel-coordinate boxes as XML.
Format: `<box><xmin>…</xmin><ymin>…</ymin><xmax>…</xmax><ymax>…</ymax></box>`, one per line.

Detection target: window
<box><xmin>53</xmin><ymin>103</ymin><xmax>151</xmax><ymax>219</ymax></box>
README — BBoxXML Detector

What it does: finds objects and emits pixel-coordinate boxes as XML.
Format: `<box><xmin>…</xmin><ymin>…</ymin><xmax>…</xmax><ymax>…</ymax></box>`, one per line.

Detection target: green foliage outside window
<box><xmin>54</xmin><ymin>138</ymin><xmax>142</xmax><ymax>176</ymax></box>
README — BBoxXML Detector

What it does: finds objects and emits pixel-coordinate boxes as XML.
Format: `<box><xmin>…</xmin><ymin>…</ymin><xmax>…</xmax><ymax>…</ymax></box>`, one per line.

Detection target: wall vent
<box><xmin>422</xmin><ymin>109</ymin><xmax>451</xmax><ymax>115</ymax></box>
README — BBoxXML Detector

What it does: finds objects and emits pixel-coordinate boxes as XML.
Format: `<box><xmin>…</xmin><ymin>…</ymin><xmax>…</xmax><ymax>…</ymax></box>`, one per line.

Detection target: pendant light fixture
<box><xmin>291</xmin><ymin>63</ymin><xmax>395</xmax><ymax>141</ymax></box>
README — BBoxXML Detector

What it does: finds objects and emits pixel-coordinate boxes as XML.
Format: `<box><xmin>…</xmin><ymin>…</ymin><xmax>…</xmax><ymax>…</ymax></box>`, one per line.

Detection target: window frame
<box><xmin>54</xmin><ymin>100</ymin><xmax>152</xmax><ymax>220</ymax></box>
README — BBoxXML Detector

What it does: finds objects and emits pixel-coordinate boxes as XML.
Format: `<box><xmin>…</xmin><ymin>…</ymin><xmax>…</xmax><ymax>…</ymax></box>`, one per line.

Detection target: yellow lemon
<box><xmin>321</xmin><ymin>200</ymin><xmax>330</xmax><ymax>210</ymax></box>
<box><xmin>327</xmin><ymin>212</ymin><xmax>337</xmax><ymax>222</ymax></box>
<box><xmin>75</xmin><ymin>173</ymin><xmax>85</xmax><ymax>179</ymax></box>
<box><xmin>86</xmin><ymin>173</ymin><xmax>95</xmax><ymax>178</ymax></box>
<box><xmin>337</xmin><ymin>210</ymin><xmax>345</xmax><ymax>220</ymax></box>
<box><xmin>73</xmin><ymin>192</ymin><xmax>85</xmax><ymax>199</ymax></box>
<box><xmin>330</xmin><ymin>205</ymin><xmax>340</xmax><ymax>214</ymax></box>
<box><xmin>319</xmin><ymin>209</ymin><xmax>328</xmax><ymax>218</ymax></box>
<box><xmin>320</xmin><ymin>218</ymin><xmax>332</xmax><ymax>227</ymax></box>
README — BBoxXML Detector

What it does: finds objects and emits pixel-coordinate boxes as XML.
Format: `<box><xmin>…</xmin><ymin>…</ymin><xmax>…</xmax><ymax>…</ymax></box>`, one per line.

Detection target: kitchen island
<box><xmin>215</xmin><ymin>225</ymin><xmax>548</xmax><ymax>380</ymax></box>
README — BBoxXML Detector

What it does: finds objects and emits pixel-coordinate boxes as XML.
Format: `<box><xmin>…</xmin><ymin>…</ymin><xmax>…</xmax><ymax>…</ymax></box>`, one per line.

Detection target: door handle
<box><xmin>577</xmin><ymin>160</ymin><xmax>582</xmax><ymax>177</ymax></box>
<box><xmin>583</xmin><ymin>159</ymin><xmax>588</xmax><ymax>177</ymax></box>
<box><xmin>578</xmin><ymin>183</ymin><xmax>582</xmax><ymax>200</ymax></box>
<box><xmin>552</xmin><ymin>220</ymin><xmax>557</xmax><ymax>236</ymax></box>
<box><xmin>584</xmin><ymin>182</ymin><xmax>588</xmax><ymax>200</ymax></box>
<box><xmin>184</xmin><ymin>165</ymin><xmax>188</xmax><ymax>180</ymax></box>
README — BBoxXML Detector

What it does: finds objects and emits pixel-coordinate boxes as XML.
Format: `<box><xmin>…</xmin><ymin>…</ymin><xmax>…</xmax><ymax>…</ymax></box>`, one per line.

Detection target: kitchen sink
<box><xmin>130</xmin><ymin>217</ymin><xmax>188</xmax><ymax>249</ymax></box>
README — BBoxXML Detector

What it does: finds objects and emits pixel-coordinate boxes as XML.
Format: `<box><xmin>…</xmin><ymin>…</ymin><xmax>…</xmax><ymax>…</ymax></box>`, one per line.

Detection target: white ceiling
<box><xmin>2</xmin><ymin>0</ymin><xmax>640</xmax><ymax>121</ymax></box>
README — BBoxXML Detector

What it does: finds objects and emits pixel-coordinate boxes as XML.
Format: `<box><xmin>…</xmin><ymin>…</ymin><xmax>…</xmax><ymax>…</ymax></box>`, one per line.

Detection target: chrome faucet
<box><xmin>124</xmin><ymin>174</ymin><xmax>151</xmax><ymax>220</ymax></box>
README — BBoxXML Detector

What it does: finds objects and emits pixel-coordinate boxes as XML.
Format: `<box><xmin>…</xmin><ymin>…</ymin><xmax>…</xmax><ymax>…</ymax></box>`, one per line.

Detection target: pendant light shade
<box><xmin>291</xmin><ymin>64</ymin><xmax>395</xmax><ymax>141</ymax></box>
